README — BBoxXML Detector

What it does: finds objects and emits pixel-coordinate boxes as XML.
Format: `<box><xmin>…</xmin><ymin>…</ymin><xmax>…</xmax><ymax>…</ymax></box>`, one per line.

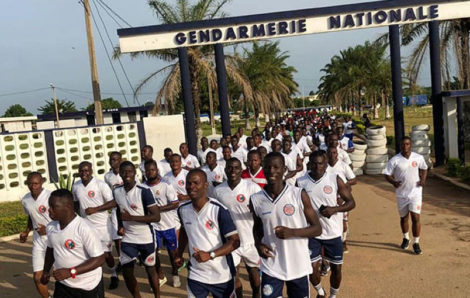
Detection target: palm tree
<box><xmin>235</xmin><ymin>41</ymin><xmax>298</xmax><ymax>127</ymax></box>
<box><xmin>376</xmin><ymin>19</ymin><xmax>470</xmax><ymax>90</ymax></box>
<box><xmin>114</xmin><ymin>0</ymin><xmax>251</xmax><ymax>139</ymax></box>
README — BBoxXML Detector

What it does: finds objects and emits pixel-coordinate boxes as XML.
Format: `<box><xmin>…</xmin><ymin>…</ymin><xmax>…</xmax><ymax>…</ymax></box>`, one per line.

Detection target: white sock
<box><xmin>314</xmin><ymin>283</ymin><xmax>325</xmax><ymax>296</ymax></box>
<box><xmin>403</xmin><ymin>232</ymin><xmax>409</xmax><ymax>240</ymax></box>
<box><xmin>108</xmin><ymin>265</ymin><xmax>117</xmax><ymax>277</ymax></box>
<box><xmin>330</xmin><ymin>286</ymin><xmax>339</xmax><ymax>298</ymax></box>
<box><xmin>413</xmin><ymin>237</ymin><xmax>420</xmax><ymax>244</ymax></box>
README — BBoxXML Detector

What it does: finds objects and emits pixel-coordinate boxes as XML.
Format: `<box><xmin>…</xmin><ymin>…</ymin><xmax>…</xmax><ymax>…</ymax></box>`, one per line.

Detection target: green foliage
<box><xmin>38</xmin><ymin>98</ymin><xmax>77</xmax><ymax>114</ymax></box>
<box><xmin>52</xmin><ymin>174</ymin><xmax>76</xmax><ymax>191</ymax></box>
<box><xmin>0</xmin><ymin>201</ymin><xmax>27</xmax><ymax>237</ymax></box>
<box><xmin>3</xmin><ymin>104</ymin><xmax>33</xmax><ymax>117</ymax></box>
<box><xmin>447</xmin><ymin>158</ymin><xmax>462</xmax><ymax>177</ymax></box>
<box><xmin>84</xmin><ymin>97</ymin><xmax>121</xmax><ymax>111</ymax></box>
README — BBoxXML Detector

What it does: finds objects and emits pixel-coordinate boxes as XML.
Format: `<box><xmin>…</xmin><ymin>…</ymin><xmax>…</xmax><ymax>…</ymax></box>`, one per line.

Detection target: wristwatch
<box><xmin>209</xmin><ymin>251</ymin><xmax>216</xmax><ymax>260</ymax></box>
<box><xmin>70</xmin><ymin>268</ymin><xmax>77</xmax><ymax>279</ymax></box>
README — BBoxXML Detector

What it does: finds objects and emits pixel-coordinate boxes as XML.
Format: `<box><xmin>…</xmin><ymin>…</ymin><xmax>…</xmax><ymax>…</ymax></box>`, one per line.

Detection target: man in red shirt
<box><xmin>241</xmin><ymin>150</ymin><xmax>267</xmax><ymax>188</ymax></box>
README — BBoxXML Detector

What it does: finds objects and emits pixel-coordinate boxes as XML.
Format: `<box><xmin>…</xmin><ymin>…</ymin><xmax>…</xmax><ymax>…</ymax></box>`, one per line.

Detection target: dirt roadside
<box><xmin>0</xmin><ymin>174</ymin><xmax>469</xmax><ymax>297</ymax></box>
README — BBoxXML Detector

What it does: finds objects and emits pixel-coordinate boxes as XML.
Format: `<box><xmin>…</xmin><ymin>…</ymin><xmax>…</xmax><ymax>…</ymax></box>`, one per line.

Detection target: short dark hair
<box><xmin>187</xmin><ymin>168</ymin><xmax>207</xmax><ymax>182</ymax></box>
<box><xmin>248</xmin><ymin>150</ymin><xmax>261</xmax><ymax>159</ymax></box>
<box><xmin>142</xmin><ymin>145</ymin><xmax>153</xmax><ymax>152</ymax></box>
<box><xmin>310</xmin><ymin>150</ymin><xmax>326</xmax><ymax>161</ymax></box>
<box><xmin>206</xmin><ymin>151</ymin><xmax>217</xmax><ymax>159</ymax></box>
<box><xmin>26</xmin><ymin>171</ymin><xmax>42</xmax><ymax>181</ymax></box>
<box><xmin>227</xmin><ymin>157</ymin><xmax>241</xmax><ymax>167</ymax></box>
<box><xmin>171</xmin><ymin>153</ymin><xmax>181</xmax><ymax>160</ymax></box>
<box><xmin>78</xmin><ymin>161</ymin><xmax>92</xmax><ymax>169</ymax></box>
<box><xmin>144</xmin><ymin>159</ymin><xmax>158</xmax><ymax>168</ymax></box>
<box><xmin>264</xmin><ymin>152</ymin><xmax>285</xmax><ymax>167</ymax></box>
<box><xmin>164</xmin><ymin>148</ymin><xmax>173</xmax><ymax>154</ymax></box>
<box><xmin>119</xmin><ymin>160</ymin><xmax>135</xmax><ymax>172</ymax></box>
<box><xmin>50</xmin><ymin>189</ymin><xmax>74</xmax><ymax>207</ymax></box>
<box><xmin>109</xmin><ymin>151</ymin><xmax>122</xmax><ymax>158</ymax></box>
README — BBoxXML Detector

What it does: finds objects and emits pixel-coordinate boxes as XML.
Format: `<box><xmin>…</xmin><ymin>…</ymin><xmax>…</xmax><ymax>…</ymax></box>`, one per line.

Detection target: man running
<box><xmin>201</xmin><ymin>151</ymin><xmax>225</xmax><ymax>197</ymax></box>
<box><xmin>41</xmin><ymin>189</ymin><xmax>105</xmax><ymax>297</ymax></box>
<box><xmin>214</xmin><ymin>158</ymin><xmax>262</xmax><ymax>297</ymax></box>
<box><xmin>20</xmin><ymin>172</ymin><xmax>52</xmax><ymax>298</ymax></box>
<box><xmin>144</xmin><ymin>160</ymin><xmax>181</xmax><ymax>288</ymax></box>
<box><xmin>72</xmin><ymin>161</ymin><xmax>119</xmax><ymax>289</ymax></box>
<box><xmin>197</xmin><ymin>137</ymin><xmax>216</xmax><ymax>166</ymax></box>
<box><xmin>175</xmin><ymin>169</ymin><xmax>240</xmax><ymax>297</ymax></box>
<box><xmin>384</xmin><ymin>136</ymin><xmax>428</xmax><ymax>255</ymax></box>
<box><xmin>242</xmin><ymin>150</ymin><xmax>267</xmax><ymax>188</ymax></box>
<box><xmin>296</xmin><ymin>151</ymin><xmax>356</xmax><ymax>298</ymax></box>
<box><xmin>114</xmin><ymin>161</ymin><xmax>161</xmax><ymax>297</ymax></box>
<box><xmin>326</xmin><ymin>146</ymin><xmax>357</xmax><ymax>253</ymax></box>
<box><xmin>250</xmin><ymin>152</ymin><xmax>322</xmax><ymax>298</ymax></box>
<box><xmin>163</xmin><ymin>154</ymin><xmax>190</xmax><ymax>202</ymax></box>
<box><xmin>180</xmin><ymin>142</ymin><xmax>200</xmax><ymax>170</ymax></box>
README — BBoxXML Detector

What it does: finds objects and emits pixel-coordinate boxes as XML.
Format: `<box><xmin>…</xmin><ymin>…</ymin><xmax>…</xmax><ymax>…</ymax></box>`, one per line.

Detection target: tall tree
<box><xmin>3</xmin><ymin>104</ymin><xmax>33</xmax><ymax>117</ymax></box>
<box><xmin>38</xmin><ymin>99</ymin><xmax>77</xmax><ymax>114</ymax></box>
<box><xmin>114</xmin><ymin>0</ymin><xmax>251</xmax><ymax>139</ymax></box>
<box><xmin>84</xmin><ymin>97</ymin><xmax>121</xmax><ymax>111</ymax></box>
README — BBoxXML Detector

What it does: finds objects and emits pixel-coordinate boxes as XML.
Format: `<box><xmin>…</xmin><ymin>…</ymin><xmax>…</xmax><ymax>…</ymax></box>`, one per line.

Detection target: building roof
<box><xmin>37</xmin><ymin>105</ymin><xmax>153</xmax><ymax>121</ymax></box>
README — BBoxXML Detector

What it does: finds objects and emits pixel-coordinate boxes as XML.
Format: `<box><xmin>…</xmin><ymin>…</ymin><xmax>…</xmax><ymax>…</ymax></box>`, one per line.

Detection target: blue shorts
<box><xmin>153</xmin><ymin>228</ymin><xmax>178</xmax><ymax>251</ymax></box>
<box><xmin>309</xmin><ymin>236</ymin><xmax>343</xmax><ymax>265</ymax></box>
<box><xmin>261</xmin><ymin>272</ymin><xmax>309</xmax><ymax>298</ymax></box>
<box><xmin>120</xmin><ymin>242</ymin><xmax>156</xmax><ymax>266</ymax></box>
<box><xmin>187</xmin><ymin>278</ymin><xmax>235</xmax><ymax>298</ymax></box>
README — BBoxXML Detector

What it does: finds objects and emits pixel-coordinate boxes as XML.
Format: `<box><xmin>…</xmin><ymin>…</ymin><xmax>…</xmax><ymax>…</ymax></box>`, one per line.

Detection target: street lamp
<box><xmin>50</xmin><ymin>83</ymin><xmax>61</xmax><ymax>128</ymax></box>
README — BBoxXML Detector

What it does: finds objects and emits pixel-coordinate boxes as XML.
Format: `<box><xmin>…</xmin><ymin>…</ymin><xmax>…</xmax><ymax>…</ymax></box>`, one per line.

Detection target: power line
<box><xmin>96</xmin><ymin>0</ymin><xmax>131</xmax><ymax>27</ymax></box>
<box><xmin>95</xmin><ymin>0</ymin><xmax>124</xmax><ymax>28</ymax></box>
<box><xmin>56</xmin><ymin>86</ymin><xmax>155</xmax><ymax>96</ymax></box>
<box><xmin>87</xmin><ymin>0</ymin><xmax>130</xmax><ymax>107</ymax></box>
<box><xmin>92</xmin><ymin>0</ymin><xmax>141</xmax><ymax>105</ymax></box>
<box><xmin>0</xmin><ymin>87</ymin><xmax>50</xmax><ymax>97</ymax></box>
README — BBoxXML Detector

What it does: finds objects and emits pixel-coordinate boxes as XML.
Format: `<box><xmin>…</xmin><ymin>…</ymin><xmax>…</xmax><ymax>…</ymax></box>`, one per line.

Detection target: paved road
<box><xmin>1</xmin><ymin>174</ymin><xmax>469</xmax><ymax>297</ymax></box>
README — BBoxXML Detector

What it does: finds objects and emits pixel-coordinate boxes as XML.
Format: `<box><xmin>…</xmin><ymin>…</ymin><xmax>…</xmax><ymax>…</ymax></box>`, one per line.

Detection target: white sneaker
<box><xmin>159</xmin><ymin>276</ymin><xmax>167</xmax><ymax>287</ymax></box>
<box><xmin>172</xmin><ymin>275</ymin><xmax>181</xmax><ymax>288</ymax></box>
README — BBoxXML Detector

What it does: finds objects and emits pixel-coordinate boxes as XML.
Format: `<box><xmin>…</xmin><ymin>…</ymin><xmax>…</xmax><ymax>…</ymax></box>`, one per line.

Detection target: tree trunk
<box><xmin>373</xmin><ymin>94</ymin><xmax>379</xmax><ymax>119</ymax></box>
<box><xmin>244</xmin><ymin>95</ymin><xmax>251</xmax><ymax>130</ymax></box>
<box><xmin>254</xmin><ymin>104</ymin><xmax>261</xmax><ymax>128</ymax></box>
<box><xmin>208</xmin><ymin>78</ymin><xmax>216</xmax><ymax>136</ymax></box>
<box><xmin>385</xmin><ymin>95</ymin><xmax>391</xmax><ymax>119</ymax></box>
<box><xmin>189</xmin><ymin>64</ymin><xmax>202</xmax><ymax>143</ymax></box>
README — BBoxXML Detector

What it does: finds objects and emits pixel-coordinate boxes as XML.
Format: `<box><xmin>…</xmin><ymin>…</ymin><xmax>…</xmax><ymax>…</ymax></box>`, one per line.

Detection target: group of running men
<box><xmin>20</xmin><ymin>108</ymin><xmax>427</xmax><ymax>298</ymax></box>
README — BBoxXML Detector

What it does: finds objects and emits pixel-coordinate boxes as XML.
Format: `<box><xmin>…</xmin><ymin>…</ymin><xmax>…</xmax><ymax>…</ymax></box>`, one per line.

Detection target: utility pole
<box><xmin>83</xmin><ymin>0</ymin><xmax>103</xmax><ymax>124</ymax></box>
<box><xmin>50</xmin><ymin>84</ymin><xmax>60</xmax><ymax>128</ymax></box>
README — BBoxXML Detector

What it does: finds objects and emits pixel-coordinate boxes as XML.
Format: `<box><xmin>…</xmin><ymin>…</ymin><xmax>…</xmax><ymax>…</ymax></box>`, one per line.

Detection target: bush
<box><xmin>446</xmin><ymin>158</ymin><xmax>462</xmax><ymax>177</ymax></box>
<box><xmin>0</xmin><ymin>201</ymin><xmax>27</xmax><ymax>237</ymax></box>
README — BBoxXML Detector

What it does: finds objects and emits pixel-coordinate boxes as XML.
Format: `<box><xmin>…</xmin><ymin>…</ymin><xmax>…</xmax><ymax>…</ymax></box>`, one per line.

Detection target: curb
<box><xmin>431</xmin><ymin>172</ymin><xmax>470</xmax><ymax>192</ymax></box>
<box><xmin>0</xmin><ymin>233</ymin><xmax>20</xmax><ymax>243</ymax></box>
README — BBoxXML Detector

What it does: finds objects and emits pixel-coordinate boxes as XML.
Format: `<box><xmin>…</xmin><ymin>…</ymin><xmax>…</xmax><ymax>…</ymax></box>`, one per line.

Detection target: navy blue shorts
<box><xmin>153</xmin><ymin>228</ymin><xmax>178</xmax><ymax>251</ymax></box>
<box><xmin>309</xmin><ymin>236</ymin><xmax>343</xmax><ymax>264</ymax></box>
<box><xmin>187</xmin><ymin>278</ymin><xmax>235</xmax><ymax>298</ymax></box>
<box><xmin>261</xmin><ymin>272</ymin><xmax>309</xmax><ymax>298</ymax></box>
<box><xmin>120</xmin><ymin>242</ymin><xmax>156</xmax><ymax>266</ymax></box>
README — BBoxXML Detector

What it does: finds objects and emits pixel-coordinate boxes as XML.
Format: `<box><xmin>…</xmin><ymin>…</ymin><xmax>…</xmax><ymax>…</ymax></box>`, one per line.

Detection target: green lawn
<box><xmin>0</xmin><ymin>201</ymin><xmax>27</xmax><ymax>237</ymax></box>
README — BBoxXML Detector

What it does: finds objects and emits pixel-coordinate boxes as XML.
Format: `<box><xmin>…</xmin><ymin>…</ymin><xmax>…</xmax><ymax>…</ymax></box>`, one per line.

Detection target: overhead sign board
<box><xmin>118</xmin><ymin>0</ymin><xmax>470</xmax><ymax>52</ymax></box>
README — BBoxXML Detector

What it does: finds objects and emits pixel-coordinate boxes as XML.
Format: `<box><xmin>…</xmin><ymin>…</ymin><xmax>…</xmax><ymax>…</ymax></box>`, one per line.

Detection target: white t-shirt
<box><xmin>144</xmin><ymin>180</ymin><xmax>179</xmax><ymax>231</ymax></box>
<box><xmin>215</xmin><ymin>147</ymin><xmax>224</xmax><ymax>160</ymax></box>
<box><xmin>338</xmin><ymin>147</ymin><xmax>352</xmax><ymax>165</ymax></box>
<box><xmin>283</xmin><ymin>150</ymin><xmax>300</xmax><ymax>185</ymax></box>
<box><xmin>214</xmin><ymin>180</ymin><xmax>262</xmax><ymax>246</ymax></box>
<box><xmin>159</xmin><ymin>159</ymin><xmax>172</xmax><ymax>177</ymax></box>
<box><xmin>182</xmin><ymin>154</ymin><xmax>200</xmax><ymax>169</ymax></box>
<box><xmin>113</xmin><ymin>184</ymin><xmax>157</xmax><ymax>244</ymax></box>
<box><xmin>104</xmin><ymin>170</ymin><xmax>123</xmax><ymax>189</ymax></box>
<box><xmin>343</xmin><ymin>121</ymin><xmax>354</xmax><ymax>135</ymax></box>
<box><xmin>293</xmin><ymin>138</ymin><xmax>311</xmax><ymax>156</ymax></box>
<box><xmin>72</xmin><ymin>178</ymin><xmax>113</xmax><ymax>228</ymax></box>
<box><xmin>383</xmin><ymin>152</ymin><xmax>428</xmax><ymax>198</ymax></box>
<box><xmin>163</xmin><ymin>169</ymin><xmax>189</xmax><ymax>196</ymax></box>
<box><xmin>197</xmin><ymin>148</ymin><xmax>217</xmax><ymax>166</ymax></box>
<box><xmin>296</xmin><ymin>172</ymin><xmax>342</xmax><ymax>240</ymax></box>
<box><xmin>326</xmin><ymin>160</ymin><xmax>356</xmax><ymax>183</ymax></box>
<box><xmin>232</xmin><ymin>146</ymin><xmax>248</xmax><ymax>164</ymax></box>
<box><xmin>46</xmin><ymin>216</ymin><xmax>103</xmax><ymax>291</ymax></box>
<box><xmin>201</xmin><ymin>164</ymin><xmax>226</xmax><ymax>198</ymax></box>
<box><xmin>250</xmin><ymin>184</ymin><xmax>312</xmax><ymax>280</ymax></box>
<box><xmin>178</xmin><ymin>199</ymin><xmax>238</xmax><ymax>284</ymax></box>
<box><xmin>22</xmin><ymin>189</ymin><xmax>52</xmax><ymax>242</ymax></box>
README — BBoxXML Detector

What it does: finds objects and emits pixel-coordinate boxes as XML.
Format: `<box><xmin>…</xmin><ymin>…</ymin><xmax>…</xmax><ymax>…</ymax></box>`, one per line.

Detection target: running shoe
<box><xmin>400</xmin><ymin>238</ymin><xmax>410</xmax><ymax>250</ymax></box>
<box><xmin>159</xmin><ymin>276</ymin><xmax>168</xmax><ymax>287</ymax></box>
<box><xmin>413</xmin><ymin>243</ymin><xmax>422</xmax><ymax>255</ymax></box>
<box><xmin>172</xmin><ymin>275</ymin><xmax>181</xmax><ymax>288</ymax></box>
<box><xmin>109</xmin><ymin>276</ymin><xmax>119</xmax><ymax>290</ymax></box>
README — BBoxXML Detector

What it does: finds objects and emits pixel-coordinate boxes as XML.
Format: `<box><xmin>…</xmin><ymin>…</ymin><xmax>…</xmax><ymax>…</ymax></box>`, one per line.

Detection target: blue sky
<box><xmin>0</xmin><ymin>0</ymin><xmax>431</xmax><ymax>115</ymax></box>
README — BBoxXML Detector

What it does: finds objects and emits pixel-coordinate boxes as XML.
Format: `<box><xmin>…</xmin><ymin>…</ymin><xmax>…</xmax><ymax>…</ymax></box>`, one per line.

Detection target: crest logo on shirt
<box><xmin>88</xmin><ymin>190</ymin><xmax>95</xmax><ymax>198</ymax></box>
<box><xmin>283</xmin><ymin>204</ymin><xmax>295</xmax><ymax>216</ymax></box>
<box><xmin>236</xmin><ymin>194</ymin><xmax>246</xmax><ymax>203</ymax></box>
<box><xmin>263</xmin><ymin>284</ymin><xmax>273</xmax><ymax>296</ymax></box>
<box><xmin>130</xmin><ymin>204</ymin><xmax>138</xmax><ymax>211</ymax></box>
<box><xmin>64</xmin><ymin>239</ymin><xmax>76</xmax><ymax>249</ymax></box>
<box><xmin>215</xmin><ymin>174</ymin><xmax>220</xmax><ymax>181</ymax></box>
<box><xmin>205</xmin><ymin>219</ymin><xmax>215</xmax><ymax>230</ymax></box>
<box><xmin>187</xmin><ymin>161</ymin><xmax>192</xmax><ymax>166</ymax></box>
<box><xmin>323</xmin><ymin>185</ymin><xmax>333</xmax><ymax>194</ymax></box>
<box><xmin>155</xmin><ymin>190</ymin><xmax>160</xmax><ymax>196</ymax></box>
<box><xmin>178</xmin><ymin>180</ymin><xmax>185</xmax><ymax>187</ymax></box>
<box><xmin>38</xmin><ymin>205</ymin><xmax>47</xmax><ymax>214</ymax></box>
<box><xmin>411</xmin><ymin>161</ymin><xmax>418</xmax><ymax>167</ymax></box>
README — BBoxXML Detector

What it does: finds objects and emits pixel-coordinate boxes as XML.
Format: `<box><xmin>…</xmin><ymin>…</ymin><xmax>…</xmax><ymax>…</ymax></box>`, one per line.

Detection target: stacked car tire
<box><xmin>349</xmin><ymin>141</ymin><xmax>367</xmax><ymax>176</ymax></box>
<box><xmin>411</xmin><ymin>124</ymin><xmax>433</xmax><ymax>168</ymax></box>
<box><xmin>364</xmin><ymin>126</ymin><xmax>389</xmax><ymax>175</ymax></box>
